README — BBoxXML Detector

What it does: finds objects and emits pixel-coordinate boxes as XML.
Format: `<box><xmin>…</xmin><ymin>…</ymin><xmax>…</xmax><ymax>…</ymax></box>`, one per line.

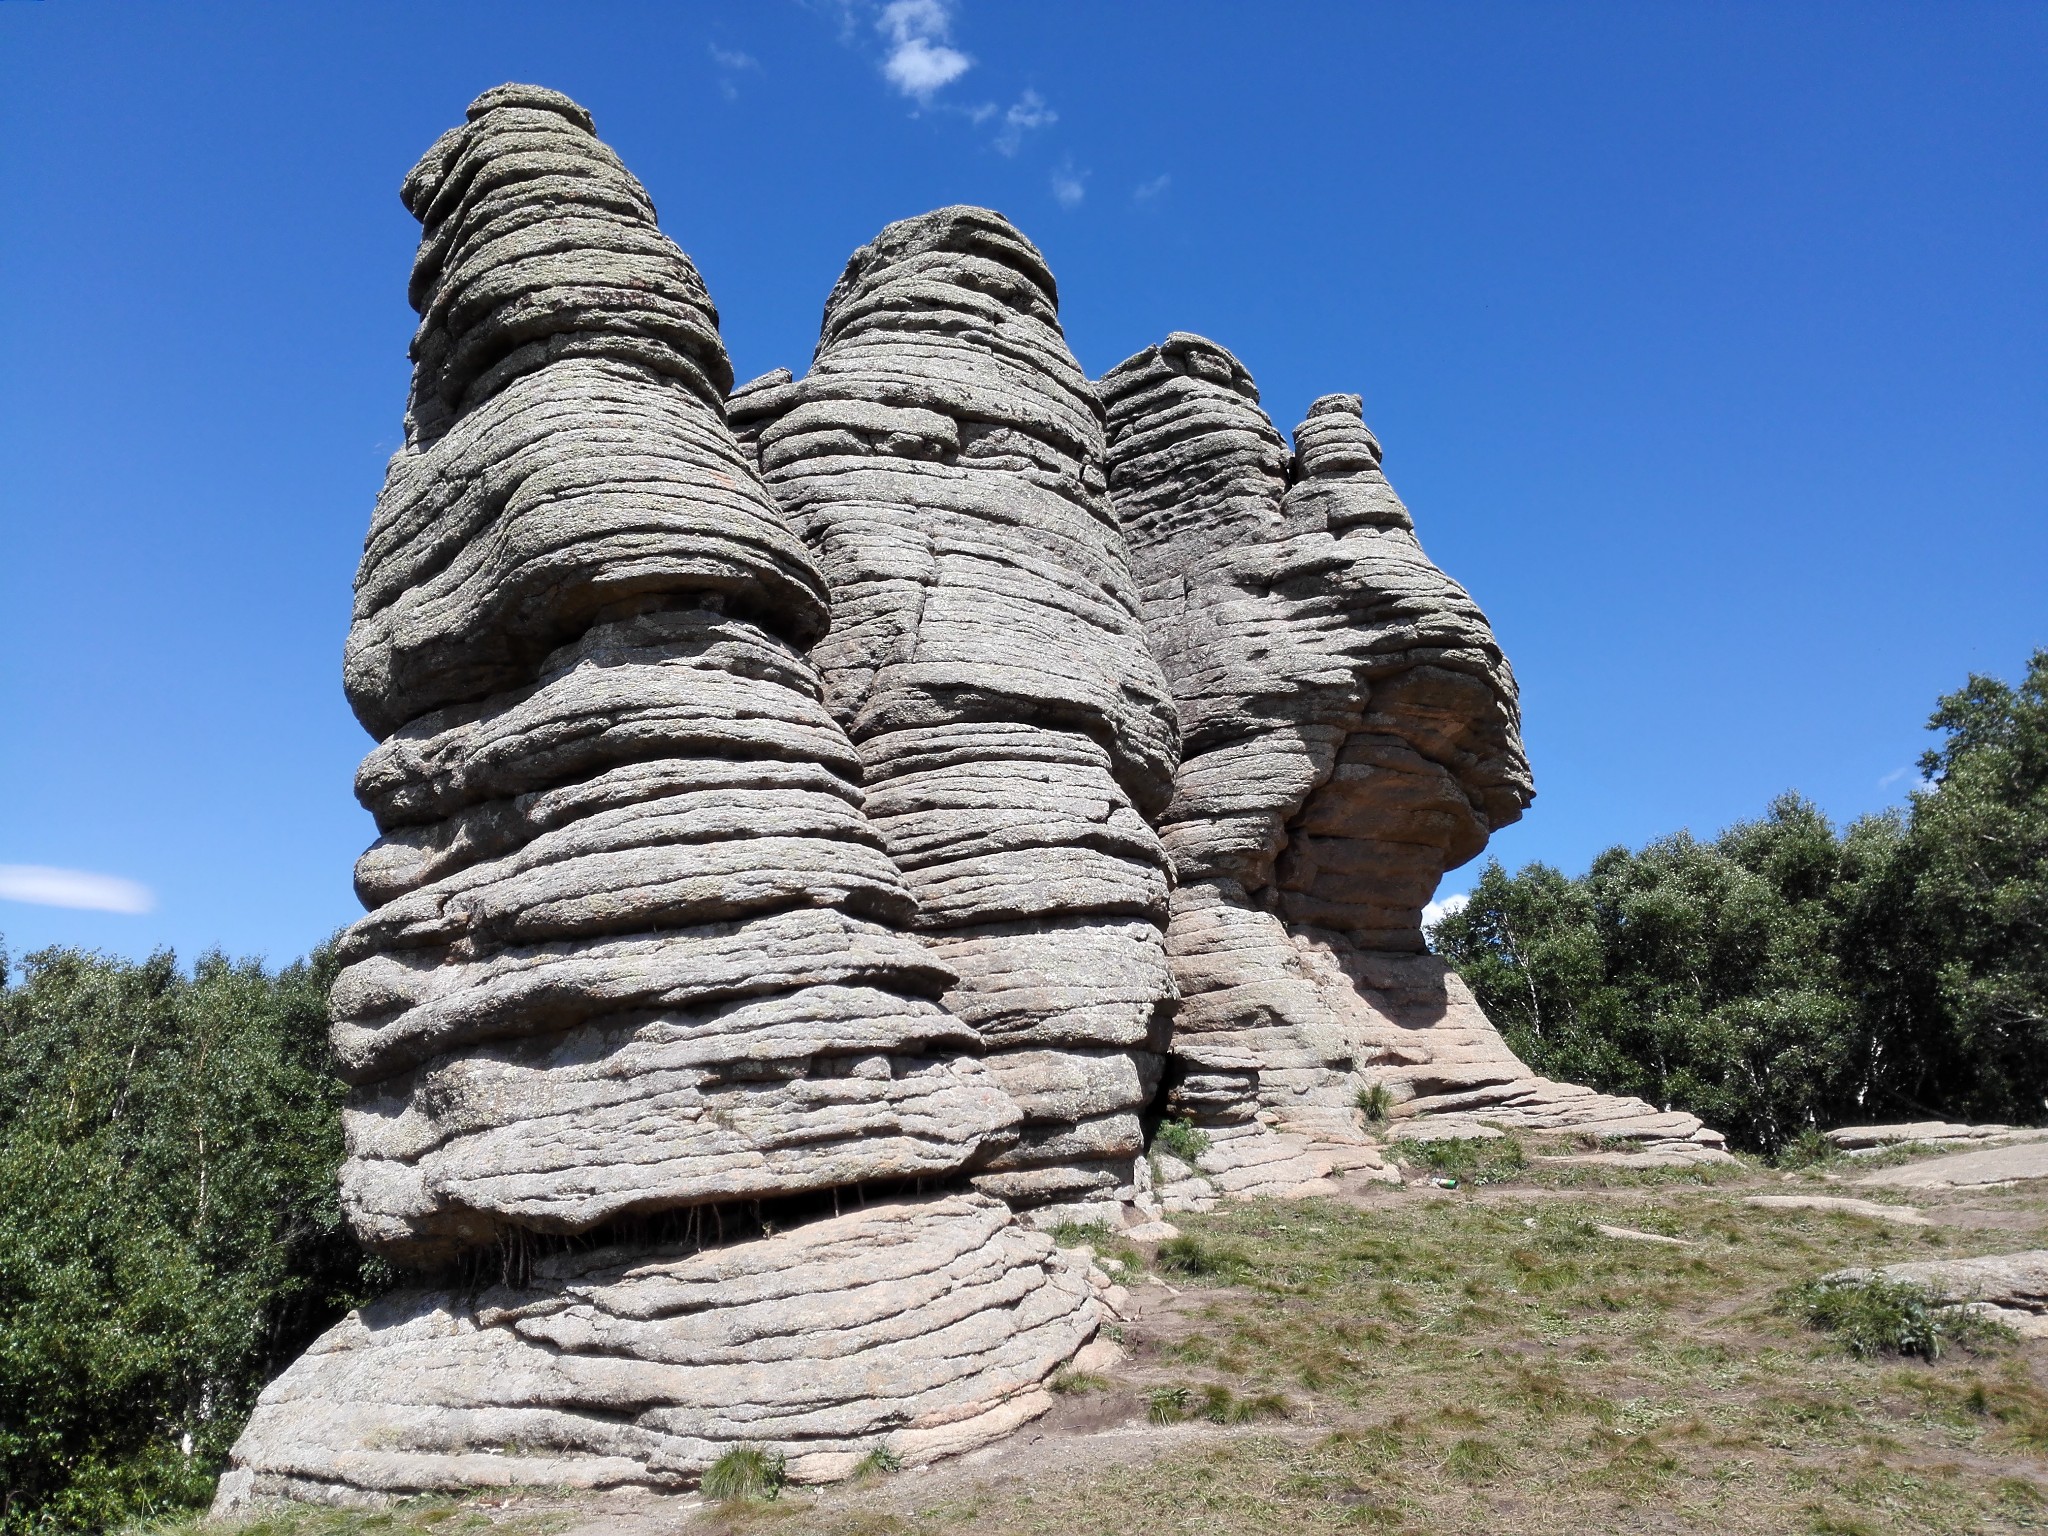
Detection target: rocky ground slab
<box><xmin>1856</xmin><ymin>1139</ymin><xmax>2048</xmax><ymax>1190</ymax></box>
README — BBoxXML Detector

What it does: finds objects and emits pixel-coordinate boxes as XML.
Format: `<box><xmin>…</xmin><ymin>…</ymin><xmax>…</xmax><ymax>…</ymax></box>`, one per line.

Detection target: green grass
<box><xmin>1784</xmin><ymin>1274</ymin><xmax>2010</xmax><ymax>1359</ymax></box>
<box><xmin>701</xmin><ymin>1447</ymin><xmax>787</xmax><ymax>1503</ymax></box>
<box><xmin>177</xmin><ymin>1162</ymin><xmax>2048</xmax><ymax>1536</ymax></box>
<box><xmin>1392</xmin><ymin>1133</ymin><xmax>1529</xmax><ymax>1185</ymax></box>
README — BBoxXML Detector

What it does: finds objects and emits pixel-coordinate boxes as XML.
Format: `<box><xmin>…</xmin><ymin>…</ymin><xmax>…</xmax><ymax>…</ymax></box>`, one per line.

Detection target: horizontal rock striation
<box><xmin>1101</xmin><ymin>335</ymin><xmax>1723</xmax><ymax>1162</ymax></box>
<box><xmin>222</xmin><ymin>87</ymin><xmax>1114</xmax><ymax>1510</ymax></box>
<box><xmin>217</xmin><ymin>1195</ymin><xmax>1114</xmax><ymax>1508</ymax></box>
<box><xmin>330</xmin><ymin>86</ymin><xmax>1023</xmax><ymax>1267</ymax></box>
<box><xmin>730</xmin><ymin>208</ymin><xmax>1182</xmax><ymax>1206</ymax></box>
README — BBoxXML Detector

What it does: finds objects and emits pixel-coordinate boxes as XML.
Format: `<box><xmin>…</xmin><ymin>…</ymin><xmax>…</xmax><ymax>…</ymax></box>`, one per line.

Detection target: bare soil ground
<box><xmin>204</xmin><ymin>1140</ymin><xmax>2048</xmax><ymax>1536</ymax></box>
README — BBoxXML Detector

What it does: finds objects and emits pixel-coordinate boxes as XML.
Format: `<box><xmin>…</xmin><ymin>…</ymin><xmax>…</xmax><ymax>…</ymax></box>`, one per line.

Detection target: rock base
<box><xmin>213</xmin><ymin>1194</ymin><xmax>1107</xmax><ymax>1513</ymax></box>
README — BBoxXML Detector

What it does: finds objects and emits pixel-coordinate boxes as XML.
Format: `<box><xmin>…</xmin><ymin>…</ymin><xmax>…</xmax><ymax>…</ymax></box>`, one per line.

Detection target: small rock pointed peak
<box><xmin>1292</xmin><ymin>394</ymin><xmax>1383</xmax><ymax>480</ymax></box>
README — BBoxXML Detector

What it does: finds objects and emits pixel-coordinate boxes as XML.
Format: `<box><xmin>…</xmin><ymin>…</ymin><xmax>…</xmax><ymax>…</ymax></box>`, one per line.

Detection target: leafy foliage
<box><xmin>0</xmin><ymin>943</ymin><xmax>378</xmax><ymax>1535</ymax></box>
<box><xmin>1433</xmin><ymin>651</ymin><xmax>2048</xmax><ymax>1151</ymax></box>
<box><xmin>1154</xmin><ymin>1117</ymin><xmax>1211</xmax><ymax>1164</ymax></box>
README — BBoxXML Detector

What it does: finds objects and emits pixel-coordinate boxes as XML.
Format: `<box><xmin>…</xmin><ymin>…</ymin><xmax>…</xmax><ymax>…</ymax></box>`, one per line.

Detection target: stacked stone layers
<box><xmin>1101</xmin><ymin>336</ymin><xmax>1721</xmax><ymax>1158</ymax></box>
<box><xmin>218</xmin><ymin>89</ymin><xmax>1116</xmax><ymax>1511</ymax></box>
<box><xmin>218</xmin><ymin>1195</ymin><xmax>1111</xmax><ymax>1508</ymax></box>
<box><xmin>730</xmin><ymin>208</ymin><xmax>1181</xmax><ymax>1205</ymax></box>
<box><xmin>334</xmin><ymin>88</ymin><xmax>1031</xmax><ymax>1267</ymax></box>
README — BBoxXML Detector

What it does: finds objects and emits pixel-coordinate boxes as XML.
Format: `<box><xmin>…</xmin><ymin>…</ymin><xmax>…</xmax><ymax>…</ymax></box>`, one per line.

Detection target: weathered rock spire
<box><xmin>218</xmin><ymin>89</ymin><xmax>1112</xmax><ymax>1509</ymax></box>
<box><xmin>1101</xmin><ymin>335</ymin><xmax>1722</xmax><ymax>1159</ymax></box>
<box><xmin>731</xmin><ymin>206</ymin><xmax>1181</xmax><ymax>1208</ymax></box>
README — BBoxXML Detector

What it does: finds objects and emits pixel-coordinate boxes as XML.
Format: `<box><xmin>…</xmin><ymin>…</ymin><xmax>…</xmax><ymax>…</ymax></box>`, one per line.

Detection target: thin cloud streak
<box><xmin>0</xmin><ymin>864</ymin><xmax>156</xmax><ymax>914</ymax></box>
<box><xmin>1134</xmin><ymin>173</ymin><xmax>1171</xmax><ymax>202</ymax></box>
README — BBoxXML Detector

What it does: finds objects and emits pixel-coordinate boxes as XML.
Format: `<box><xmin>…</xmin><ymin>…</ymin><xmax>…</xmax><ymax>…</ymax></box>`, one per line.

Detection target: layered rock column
<box><xmin>729</xmin><ymin>209</ymin><xmax>1182</xmax><ymax>1207</ymax></box>
<box><xmin>218</xmin><ymin>88</ymin><xmax>1108</xmax><ymax>1509</ymax></box>
<box><xmin>1101</xmin><ymin>335</ymin><xmax>1724</xmax><ymax>1159</ymax></box>
<box><xmin>333</xmin><ymin>87</ymin><xmax>1016</xmax><ymax>1264</ymax></box>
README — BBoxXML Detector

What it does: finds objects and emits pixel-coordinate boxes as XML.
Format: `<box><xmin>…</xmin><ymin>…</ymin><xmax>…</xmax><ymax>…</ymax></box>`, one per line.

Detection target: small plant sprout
<box><xmin>850</xmin><ymin>1442</ymin><xmax>902</xmax><ymax>1479</ymax></box>
<box><xmin>1154</xmin><ymin>1116</ymin><xmax>1211</xmax><ymax>1164</ymax></box>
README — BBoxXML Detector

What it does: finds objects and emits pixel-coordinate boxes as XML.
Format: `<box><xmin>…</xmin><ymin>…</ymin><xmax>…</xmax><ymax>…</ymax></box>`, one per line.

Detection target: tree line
<box><xmin>0</xmin><ymin>945</ymin><xmax>378</xmax><ymax>1534</ymax></box>
<box><xmin>1433</xmin><ymin>649</ymin><xmax>2048</xmax><ymax>1153</ymax></box>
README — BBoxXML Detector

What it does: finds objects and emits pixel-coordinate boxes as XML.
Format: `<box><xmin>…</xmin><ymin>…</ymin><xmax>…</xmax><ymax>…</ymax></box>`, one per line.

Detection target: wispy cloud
<box><xmin>1050</xmin><ymin>159</ymin><xmax>1088</xmax><ymax>209</ymax></box>
<box><xmin>1421</xmin><ymin>892</ymin><xmax>1470</xmax><ymax>932</ymax></box>
<box><xmin>878</xmin><ymin>0</ymin><xmax>972</xmax><ymax>102</ymax></box>
<box><xmin>709</xmin><ymin>42</ymin><xmax>761</xmax><ymax>100</ymax></box>
<box><xmin>0</xmin><ymin>865</ymin><xmax>155</xmax><ymax>914</ymax></box>
<box><xmin>1878</xmin><ymin>764</ymin><xmax>1933</xmax><ymax>793</ymax></box>
<box><xmin>1134</xmin><ymin>173</ymin><xmax>1172</xmax><ymax>203</ymax></box>
<box><xmin>994</xmin><ymin>89</ymin><xmax>1055</xmax><ymax>154</ymax></box>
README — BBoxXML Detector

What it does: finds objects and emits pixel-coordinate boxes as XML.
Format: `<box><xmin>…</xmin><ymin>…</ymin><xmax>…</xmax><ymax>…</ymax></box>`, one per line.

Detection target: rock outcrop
<box><xmin>1822</xmin><ymin>1251</ymin><xmax>2048</xmax><ymax>1339</ymax></box>
<box><xmin>728</xmin><ymin>208</ymin><xmax>1181</xmax><ymax>1210</ymax></box>
<box><xmin>218</xmin><ymin>1194</ymin><xmax>1115</xmax><ymax>1505</ymax></box>
<box><xmin>218</xmin><ymin>87</ymin><xmax>1108</xmax><ymax>1510</ymax></box>
<box><xmin>1099</xmin><ymin>334</ymin><xmax>1725</xmax><ymax>1166</ymax></box>
<box><xmin>225</xmin><ymin>84</ymin><xmax>1735</xmax><ymax>1510</ymax></box>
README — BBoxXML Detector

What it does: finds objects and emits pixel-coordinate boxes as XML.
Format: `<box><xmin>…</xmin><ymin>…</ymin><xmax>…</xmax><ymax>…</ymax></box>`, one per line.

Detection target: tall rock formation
<box><xmin>222</xmin><ymin>86</ymin><xmax>1732</xmax><ymax>1513</ymax></box>
<box><xmin>728</xmin><ymin>208</ymin><xmax>1181</xmax><ymax>1208</ymax></box>
<box><xmin>217</xmin><ymin>87</ymin><xmax>1110</xmax><ymax>1510</ymax></box>
<box><xmin>1099</xmin><ymin>334</ymin><xmax>1725</xmax><ymax>1160</ymax></box>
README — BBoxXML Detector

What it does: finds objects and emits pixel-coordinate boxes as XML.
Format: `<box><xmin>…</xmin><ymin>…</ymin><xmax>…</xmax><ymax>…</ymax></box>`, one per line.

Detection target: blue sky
<box><xmin>1</xmin><ymin>1</ymin><xmax>2042</xmax><ymax>968</ymax></box>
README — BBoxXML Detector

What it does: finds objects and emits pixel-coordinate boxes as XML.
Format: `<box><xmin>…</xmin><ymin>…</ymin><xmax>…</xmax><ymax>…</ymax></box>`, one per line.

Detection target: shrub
<box><xmin>1154</xmin><ymin>1117</ymin><xmax>1211</xmax><ymax>1164</ymax></box>
<box><xmin>1784</xmin><ymin>1276</ymin><xmax>2007</xmax><ymax>1360</ymax></box>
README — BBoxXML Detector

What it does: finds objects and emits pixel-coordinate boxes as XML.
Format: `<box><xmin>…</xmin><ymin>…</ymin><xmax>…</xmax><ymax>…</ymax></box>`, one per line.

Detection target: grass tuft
<box><xmin>849</xmin><ymin>1444</ymin><xmax>901</xmax><ymax>1481</ymax></box>
<box><xmin>1049</xmin><ymin>1370</ymin><xmax>1111</xmax><ymax>1396</ymax></box>
<box><xmin>1442</xmin><ymin>1436</ymin><xmax>1513</xmax><ymax>1482</ymax></box>
<box><xmin>1354</xmin><ymin>1082</ymin><xmax>1394</xmax><ymax>1126</ymax></box>
<box><xmin>1155</xmin><ymin>1233</ymin><xmax>1244</xmax><ymax>1280</ymax></box>
<box><xmin>702</xmin><ymin>1445</ymin><xmax>788</xmax><ymax>1502</ymax></box>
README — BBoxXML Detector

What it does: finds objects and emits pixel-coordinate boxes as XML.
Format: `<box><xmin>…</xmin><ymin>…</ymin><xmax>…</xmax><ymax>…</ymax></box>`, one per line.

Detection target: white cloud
<box><xmin>994</xmin><ymin>89</ymin><xmax>1055</xmax><ymax>155</ymax></box>
<box><xmin>1421</xmin><ymin>892</ymin><xmax>1470</xmax><ymax>932</ymax></box>
<box><xmin>1134</xmin><ymin>173</ymin><xmax>1171</xmax><ymax>202</ymax></box>
<box><xmin>878</xmin><ymin>0</ymin><xmax>972</xmax><ymax>101</ymax></box>
<box><xmin>0</xmin><ymin>864</ymin><xmax>155</xmax><ymax>915</ymax></box>
<box><xmin>1050</xmin><ymin>160</ymin><xmax>1088</xmax><ymax>208</ymax></box>
<box><xmin>709</xmin><ymin>42</ymin><xmax>760</xmax><ymax>101</ymax></box>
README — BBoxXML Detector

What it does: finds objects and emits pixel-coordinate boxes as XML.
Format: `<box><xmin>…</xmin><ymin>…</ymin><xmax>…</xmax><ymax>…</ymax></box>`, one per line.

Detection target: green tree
<box><xmin>0</xmin><ymin>943</ymin><xmax>376</xmax><ymax>1535</ymax></box>
<box><xmin>1433</xmin><ymin>650</ymin><xmax>2048</xmax><ymax>1151</ymax></box>
<box><xmin>1871</xmin><ymin>649</ymin><xmax>2048</xmax><ymax>1120</ymax></box>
